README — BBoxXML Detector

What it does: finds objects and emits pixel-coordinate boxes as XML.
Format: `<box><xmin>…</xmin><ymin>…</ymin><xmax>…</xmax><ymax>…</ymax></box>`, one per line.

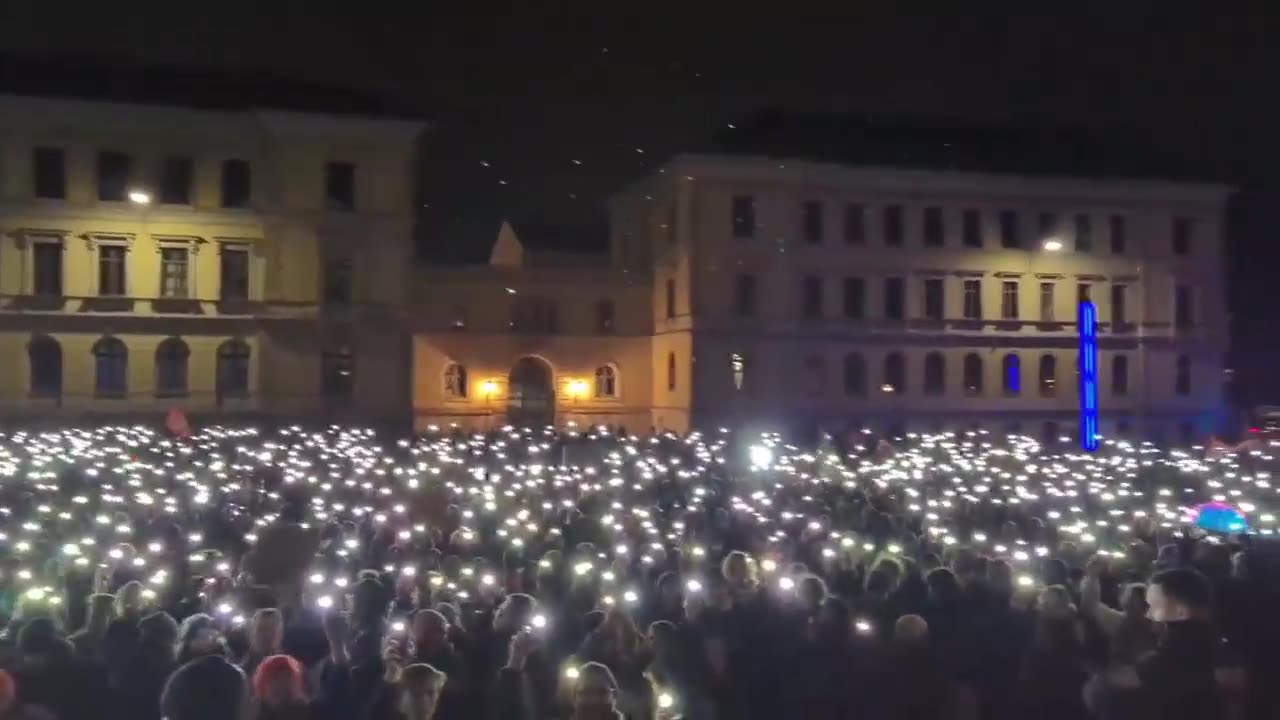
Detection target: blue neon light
<box><xmin>1078</xmin><ymin>301</ymin><xmax>1099</xmax><ymax>452</ymax></box>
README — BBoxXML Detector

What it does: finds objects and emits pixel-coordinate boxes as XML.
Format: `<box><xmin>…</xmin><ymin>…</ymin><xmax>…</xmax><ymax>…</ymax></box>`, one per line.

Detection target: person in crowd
<box><xmin>367</xmin><ymin>635</ymin><xmax>448</xmax><ymax>720</ymax></box>
<box><xmin>568</xmin><ymin>661</ymin><xmax>624</xmax><ymax>720</ymax></box>
<box><xmin>175</xmin><ymin>613</ymin><xmax>226</xmax><ymax>664</ymax></box>
<box><xmin>1016</xmin><ymin>585</ymin><xmax>1088</xmax><ymax>719</ymax></box>
<box><xmin>242</xmin><ymin>609</ymin><xmax>285</xmax><ymax>679</ymax></box>
<box><xmin>161</xmin><ymin>655</ymin><xmax>249</xmax><ymax>720</ymax></box>
<box><xmin>251</xmin><ymin>654</ymin><xmax>311</xmax><ymax>720</ymax></box>
<box><xmin>67</xmin><ymin>593</ymin><xmax>116</xmax><ymax>662</ymax></box>
<box><xmin>115</xmin><ymin>611</ymin><xmax>180</xmax><ymax>720</ymax></box>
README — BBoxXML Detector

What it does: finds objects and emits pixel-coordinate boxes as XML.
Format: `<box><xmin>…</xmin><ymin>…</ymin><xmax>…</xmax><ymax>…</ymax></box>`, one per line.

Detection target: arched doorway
<box><xmin>508</xmin><ymin>356</ymin><xmax>554</xmax><ymax>427</ymax></box>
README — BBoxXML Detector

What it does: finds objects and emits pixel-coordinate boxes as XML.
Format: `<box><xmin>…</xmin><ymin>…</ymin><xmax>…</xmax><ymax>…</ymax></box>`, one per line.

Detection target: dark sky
<box><xmin>2</xmin><ymin>1</ymin><xmax>1278</xmax><ymax>401</ymax></box>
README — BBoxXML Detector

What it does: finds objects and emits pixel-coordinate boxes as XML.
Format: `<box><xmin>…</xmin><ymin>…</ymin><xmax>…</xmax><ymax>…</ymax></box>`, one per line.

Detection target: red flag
<box><xmin>166</xmin><ymin>407</ymin><xmax>192</xmax><ymax>439</ymax></box>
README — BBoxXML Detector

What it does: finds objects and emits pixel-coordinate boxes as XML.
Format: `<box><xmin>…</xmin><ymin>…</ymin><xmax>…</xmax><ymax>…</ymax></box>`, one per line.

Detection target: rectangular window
<box><xmin>1038</xmin><ymin>212</ymin><xmax>1057</xmax><ymax>242</ymax></box>
<box><xmin>733</xmin><ymin>273</ymin><xmax>757</xmax><ymax>316</ymax></box>
<box><xmin>595</xmin><ymin>300</ymin><xmax>616</xmax><ymax>333</ymax></box>
<box><xmin>1111</xmin><ymin>284</ymin><xmax>1127</xmax><ymax>325</ymax></box>
<box><xmin>665</xmin><ymin>278</ymin><xmax>676</xmax><ymax>319</ymax></box>
<box><xmin>511</xmin><ymin>299</ymin><xmax>559</xmax><ymax>333</ymax></box>
<box><xmin>96</xmin><ymin>151</ymin><xmax>132</xmax><ymax>202</ymax></box>
<box><xmin>221</xmin><ymin>159</ymin><xmax>252</xmax><ymax>208</ymax></box>
<box><xmin>32</xmin><ymin>147</ymin><xmax>66</xmax><ymax>199</ymax></box>
<box><xmin>1039</xmin><ymin>282</ymin><xmax>1055</xmax><ymax>321</ymax></box>
<box><xmin>923</xmin><ymin>278</ymin><xmax>944</xmax><ymax>321</ymax></box>
<box><xmin>1109</xmin><ymin>215</ymin><xmax>1126</xmax><ymax>254</ymax></box>
<box><xmin>33</xmin><ymin>242</ymin><xmax>62</xmax><ymax>296</ymax></box>
<box><xmin>1173</xmin><ymin>217</ymin><xmax>1193</xmax><ymax>256</ymax></box>
<box><xmin>1001</xmin><ymin>281</ymin><xmax>1019</xmax><ymax>320</ymax></box>
<box><xmin>843</xmin><ymin>276</ymin><xmax>865</xmax><ymax>319</ymax></box>
<box><xmin>1175</xmin><ymin>285</ymin><xmax>1193</xmax><ymax>328</ymax></box>
<box><xmin>996</xmin><ymin>210</ymin><xmax>1018</xmax><ymax>249</ymax></box>
<box><xmin>219</xmin><ymin>247</ymin><xmax>250</xmax><ymax>302</ymax></box>
<box><xmin>98</xmin><ymin>245</ymin><xmax>127</xmax><ymax>296</ymax></box>
<box><xmin>1077</xmin><ymin>283</ymin><xmax>1092</xmax><ymax>304</ymax></box>
<box><xmin>159</xmin><ymin>247</ymin><xmax>190</xmax><ymax>298</ymax></box>
<box><xmin>160</xmin><ymin>156</ymin><xmax>194</xmax><ymax>205</ymax></box>
<box><xmin>884</xmin><ymin>277</ymin><xmax>905</xmax><ymax>320</ymax></box>
<box><xmin>962</xmin><ymin>280</ymin><xmax>982</xmax><ymax>320</ymax></box>
<box><xmin>732</xmin><ymin>195</ymin><xmax>755</xmax><ymax>238</ymax></box>
<box><xmin>324</xmin><ymin>161</ymin><xmax>356</xmax><ymax>211</ymax></box>
<box><xmin>802</xmin><ymin>275</ymin><xmax>823</xmax><ymax>319</ymax></box>
<box><xmin>884</xmin><ymin>205</ymin><xmax>904</xmax><ymax>246</ymax></box>
<box><xmin>843</xmin><ymin>203</ymin><xmax>865</xmax><ymax>245</ymax></box>
<box><xmin>323</xmin><ymin>256</ymin><xmax>353</xmax><ymax>305</ymax></box>
<box><xmin>1074</xmin><ymin>213</ymin><xmax>1092</xmax><ymax>252</ymax></box>
<box><xmin>802</xmin><ymin>201</ymin><xmax>824</xmax><ymax>244</ymax></box>
<box><xmin>962</xmin><ymin>209</ymin><xmax>982</xmax><ymax>248</ymax></box>
<box><xmin>923</xmin><ymin>207</ymin><xmax>945</xmax><ymax>247</ymax></box>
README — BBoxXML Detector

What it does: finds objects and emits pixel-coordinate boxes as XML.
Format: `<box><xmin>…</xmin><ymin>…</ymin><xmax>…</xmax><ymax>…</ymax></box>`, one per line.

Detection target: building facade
<box><xmin>414</xmin><ymin>154</ymin><xmax>1231</xmax><ymax>443</ymax></box>
<box><xmin>0</xmin><ymin>95</ymin><xmax>422</xmax><ymax>421</ymax></box>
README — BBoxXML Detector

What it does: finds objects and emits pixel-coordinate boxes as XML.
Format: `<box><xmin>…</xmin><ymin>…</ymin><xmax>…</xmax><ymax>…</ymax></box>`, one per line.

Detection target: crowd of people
<box><xmin>0</xmin><ymin>422</ymin><xmax>1275</xmax><ymax>720</ymax></box>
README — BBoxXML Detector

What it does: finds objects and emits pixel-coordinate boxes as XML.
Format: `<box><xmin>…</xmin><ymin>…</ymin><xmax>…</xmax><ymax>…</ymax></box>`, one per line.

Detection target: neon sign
<box><xmin>1078</xmin><ymin>301</ymin><xmax>1099</xmax><ymax>451</ymax></box>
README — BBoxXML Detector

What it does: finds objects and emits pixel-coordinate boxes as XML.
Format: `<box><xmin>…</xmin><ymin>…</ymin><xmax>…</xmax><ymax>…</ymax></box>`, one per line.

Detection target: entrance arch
<box><xmin>507</xmin><ymin>356</ymin><xmax>555</xmax><ymax>427</ymax></box>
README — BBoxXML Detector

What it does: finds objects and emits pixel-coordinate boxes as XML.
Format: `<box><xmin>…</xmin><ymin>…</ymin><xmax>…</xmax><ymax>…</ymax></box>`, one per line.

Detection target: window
<box><xmin>1173</xmin><ymin>217</ymin><xmax>1193</xmax><ymax>256</ymax></box>
<box><xmin>1001</xmin><ymin>281</ymin><xmax>1019</xmax><ymax>320</ymax></box>
<box><xmin>596</xmin><ymin>300</ymin><xmax>616</xmax><ymax>333</ymax></box>
<box><xmin>1109</xmin><ymin>215</ymin><xmax>1126</xmax><ymax>254</ymax></box>
<box><xmin>999</xmin><ymin>210</ymin><xmax>1019</xmax><ymax>248</ymax></box>
<box><xmin>216</xmin><ymin>339</ymin><xmax>251</xmax><ymax>400</ymax></box>
<box><xmin>323</xmin><ymin>256</ymin><xmax>354</xmax><ymax>306</ymax></box>
<box><xmin>665</xmin><ymin>278</ymin><xmax>676</xmax><ymax>319</ymax></box>
<box><xmin>98</xmin><ymin>245</ymin><xmax>127</xmax><ymax>296</ymax></box>
<box><xmin>733</xmin><ymin>274</ymin><xmax>757</xmax><ymax>316</ymax></box>
<box><xmin>1039</xmin><ymin>282</ymin><xmax>1055</xmax><ymax>322</ymax></box>
<box><xmin>732</xmin><ymin>195</ymin><xmax>755</xmax><ymax>238</ymax></box>
<box><xmin>92</xmin><ymin>336</ymin><xmax>128</xmax><ymax>398</ymax></box>
<box><xmin>884</xmin><ymin>352</ymin><xmax>905</xmax><ymax>394</ymax></box>
<box><xmin>1175</xmin><ymin>354</ymin><xmax>1191</xmax><ymax>396</ymax></box>
<box><xmin>96</xmin><ymin>151</ymin><xmax>132</xmax><ymax>202</ymax></box>
<box><xmin>595</xmin><ymin>365</ymin><xmax>618</xmax><ymax>398</ymax></box>
<box><xmin>667</xmin><ymin>352</ymin><xmax>677</xmax><ymax>391</ymax></box>
<box><xmin>924</xmin><ymin>207</ymin><xmax>944</xmax><ymax>246</ymax></box>
<box><xmin>322</xmin><ymin>346</ymin><xmax>355</xmax><ymax>400</ymax></box>
<box><xmin>159</xmin><ymin>247</ymin><xmax>189</xmax><ymax>298</ymax></box>
<box><xmin>160</xmin><ymin>156</ymin><xmax>193</xmax><ymax>205</ymax></box>
<box><xmin>1077</xmin><ymin>283</ymin><xmax>1092</xmax><ymax>304</ymax></box>
<box><xmin>843</xmin><ymin>203</ymin><xmax>865</xmax><ymax>244</ymax></box>
<box><xmin>33</xmin><ymin>241</ymin><xmax>62</xmax><ymax>296</ymax></box>
<box><xmin>923</xmin><ymin>278</ymin><xmax>944</xmax><ymax>321</ymax></box>
<box><xmin>1111</xmin><ymin>284</ymin><xmax>1127</xmax><ymax>325</ymax></box>
<box><xmin>962</xmin><ymin>209</ymin><xmax>982</xmax><ymax>248</ymax></box>
<box><xmin>1112</xmin><ymin>355</ymin><xmax>1129</xmax><ymax>396</ymax></box>
<box><xmin>803</xmin><ymin>355</ymin><xmax>826</xmax><ymax>396</ymax></box>
<box><xmin>1175</xmin><ymin>285</ymin><xmax>1193</xmax><ymax>328</ymax></box>
<box><xmin>962</xmin><ymin>279</ymin><xmax>982</xmax><ymax>320</ymax></box>
<box><xmin>1074</xmin><ymin>214</ymin><xmax>1092</xmax><ymax>252</ymax></box>
<box><xmin>843</xmin><ymin>353</ymin><xmax>866</xmax><ymax>397</ymax></box>
<box><xmin>802</xmin><ymin>275</ymin><xmax>823</xmax><ymax>319</ymax></box>
<box><xmin>1038</xmin><ymin>354</ymin><xmax>1057</xmax><ymax>397</ymax></box>
<box><xmin>843</xmin><ymin>277</ymin><xmax>865</xmax><ymax>319</ymax></box>
<box><xmin>28</xmin><ymin>335</ymin><xmax>62</xmax><ymax>399</ymax></box>
<box><xmin>802</xmin><ymin>201</ymin><xmax>823</xmax><ymax>244</ymax></box>
<box><xmin>32</xmin><ymin>147</ymin><xmax>66</xmax><ymax>199</ymax></box>
<box><xmin>924</xmin><ymin>352</ymin><xmax>945</xmax><ymax>395</ymax></box>
<box><xmin>730</xmin><ymin>353</ymin><xmax>745</xmax><ymax>390</ymax></box>
<box><xmin>1038</xmin><ymin>212</ymin><xmax>1057</xmax><ymax>243</ymax></box>
<box><xmin>1002</xmin><ymin>353</ymin><xmax>1020</xmax><ymax>395</ymax></box>
<box><xmin>444</xmin><ymin>363</ymin><xmax>468</xmax><ymax>398</ymax></box>
<box><xmin>510</xmin><ymin>298</ymin><xmax>558</xmax><ymax>333</ymax></box>
<box><xmin>884</xmin><ymin>206</ymin><xmax>904</xmax><ymax>246</ymax></box>
<box><xmin>963</xmin><ymin>354</ymin><xmax>983</xmax><ymax>396</ymax></box>
<box><xmin>220</xmin><ymin>246</ymin><xmax>250</xmax><ymax>302</ymax></box>
<box><xmin>884</xmin><ymin>277</ymin><xmax>905</xmax><ymax>320</ymax></box>
<box><xmin>221</xmin><ymin>159</ymin><xmax>251</xmax><ymax>208</ymax></box>
<box><xmin>324</xmin><ymin>161</ymin><xmax>356</xmax><ymax>211</ymax></box>
<box><xmin>154</xmin><ymin>337</ymin><xmax>190</xmax><ymax>398</ymax></box>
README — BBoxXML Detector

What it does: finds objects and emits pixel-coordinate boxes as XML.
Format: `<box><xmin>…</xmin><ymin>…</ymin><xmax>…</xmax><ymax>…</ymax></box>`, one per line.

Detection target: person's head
<box><xmin>647</xmin><ymin>620</ymin><xmax>678</xmax><ymax>657</ymax></box>
<box><xmin>572</xmin><ymin>661</ymin><xmax>619</xmax><ymax>719</ymax></box>
<box><xmin>16</xmin><ymin>617</ymin><xmax>67</xmax><ymax>662</ymax></box>
<box><xmin>176</xmin><ymin>614</ymin><xmax>224</xmax><ymax>661</ymax></box>
<box><xmin>720</xmin><ymin>551</ymin><xmax>756</xmax><ymax>590</ymax></box>
<box><xmin>397</xmin><ymin>663</ymin><xmax>447</xmax><ymax>720</ymax></box>
<box><xmin>412</xmin><ymin>609</ymin><xmax>449</xmax><ymax>653</ymax></box>
<box><xmin>926</xmin><ymin>567</ymin><xmax>962</xmax><ymax>607</ymax></box>
<box><xmin>798</xmin><ymin>575</ymin><xmax>828</xmax><ymax>613</ymax></box>
<box><xmin>116</xmin><ymin>580</ymin><xmax>144</xmax><ymax>620</ymax></box>
<box><xmin>1121</xmin><ymin>583</ymin><xmax>1148</xmax><ymax>620</ymax></box>
<box><xmin>1037</xmin><ymin>585</ymin><xmax>1076</xmax><ymax>621</ymax></box>
<box><xmin>1147</xmin><ymin>568</ymin><xmax>1212</xmax><ymax>623</ymax></box>
<box><xmin>139</xmin><ymin>611</ymin><xmax>180</xmax><ymax>656</ymax></box>
<box><xmin>655</xmin><ymin>571</ymin><xmax>683</xmax><ymax>608</ymax></box>
<box><xmin>894</xmin><ymin>614</ymin><xmax>929</xmax><ymax>646</ymax></box>
<box><xmin>86</xmin><ymin>593</ymin><xmax>117</xmax><ymax>630</ymax></box>
<box><xmin>252</xmin><ymin>654</ymin><xmax>306</xmax><ymax>707</ymax></box>
<box><xmin>351</xmin><ymin>577</ymin><xmax>386</xmax><ymax>629</ymax></box>
<box><xmin>493</xmin><ymin>593</ymin><xmax>536</xmax><ymax>633</ymax></box>
<box><xmin>162</xmin><ymin>655</ymin><xmax>248</xmax><ymax>720</ymax></box>
<box><xmin>249</xmin><ymin>608</ymin><xmax>283</xmax><ymax>655</ymax></box>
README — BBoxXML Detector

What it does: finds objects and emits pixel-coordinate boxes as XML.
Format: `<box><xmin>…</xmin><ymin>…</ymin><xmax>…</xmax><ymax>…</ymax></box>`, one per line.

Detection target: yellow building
<box><xmin>0</xmin><ymin>94</ymin><xmax>423</xmax><ymax>421</ymax></box>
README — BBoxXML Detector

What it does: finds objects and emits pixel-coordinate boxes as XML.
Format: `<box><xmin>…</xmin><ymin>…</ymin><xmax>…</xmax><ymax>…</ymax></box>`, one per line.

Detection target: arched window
<box><xmin>1039</xmin><ymin>354</ymin><xmax>1057</xmax><ymax>397</ymax></box>
<box><xmin>963</xmin><ymin>353</ymin><xmax>983</xmax><ymax>396</ymax></box>
<box><xmin>154</xmin><ymin>337</ymin><xmax>190</xmax><ymax>398</ymax></box>
<box><xmin>594</xmin><ymin>364</ymin><xmax>617</xmax><ymax>398</ymax></box>
<box><xmin>1112</xmin><ymin>355</ymin><xmax>1129</xmax><ymax>396</ymax></box>
<box><xmin>1175</xmin><ymin>354</ymin><xmax>1191</xmax><ymax>396</ymax></box>
<box><xmin>666</xmin><ymin>352</ymin><xmax>676</xmax><ymax>391</ymax></box>
<box><xmin>883</xmin><ymin>352</ymin><xmax>905</xmax><ymax>394</ymax></box>
<box><xmin>1002</xmin><ymin>353</ymin><xmax>1021</xmax><ymax>395</ymax></box>
<box><xmin>216</xmin><ymin>339</ymin><xmax>251</xmax><ymax>401</ymax></box>
<box><xmin>28</xmin><ymin>335</ymin><xmax>62</xmax><ymax>399</ymax></box>
<box><xmin>92</xmin><ymin>336</ymin><xmax>128</xmax><ymax>398</ymax></box>
<box><xmin>923</xmin><ymin>352</ymin><xmax>945</xmax><ymax>395</ymax></box>
<box><xmin>842</xmin><ymin>353</ymin><xmax>866</xmax><ymax>397</ymax></box>
<box><xmin>444</xmin><ymin>363</ymin><xmax>468</xmax><ymax>398</ymax></box>
<box><xmin>322</xmin><ymin>345</ymin><xmax>355</xmax><ymax>400</ymax></box>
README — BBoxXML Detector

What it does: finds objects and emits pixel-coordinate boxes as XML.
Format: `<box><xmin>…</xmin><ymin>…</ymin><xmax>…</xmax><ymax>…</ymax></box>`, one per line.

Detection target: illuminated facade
<box><xmin>0</xmin><ymin>94</ymin><xmax>423</xmax><ymax>420</ymax></box>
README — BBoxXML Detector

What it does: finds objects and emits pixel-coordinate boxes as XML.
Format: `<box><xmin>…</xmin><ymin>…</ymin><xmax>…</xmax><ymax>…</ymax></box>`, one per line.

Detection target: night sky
<box><xmin>1</xmin><ymin>2</ymin><xmax>1278</xmax><ymax>406</ymax></box>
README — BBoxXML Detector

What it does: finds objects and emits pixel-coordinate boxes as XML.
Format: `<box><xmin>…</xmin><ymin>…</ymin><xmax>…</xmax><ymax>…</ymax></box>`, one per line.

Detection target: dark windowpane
<box><xmin>155</xmin><ymin>338</ymin><xmax>190</xmax><ymax>397</ymax></box>
<box><xmin>1109</xmin><ymin>215</ymin><xmax>1126</xmax><ymax>254</ymax></box>
<box><xmin>884</xmin><ymin>277</ymin><xmax>905</xmax><ymax>320</ymax></box>
<box><xmin>1173</xmin><ymin>217</ymin><xmax>1193</xmax><ymax>256</ymax></box>
<box><xmin>802</xmin><ymin>275</ymin><xmax>823</xmax><ymax>319</ymax></box>
<box><xmin>160</xmin><ymin>248</ymin><xmax>189</xmax><ymax>298</ymax></box>
<box><xmin>843</xmin><ymin>353</ymin><xmax>865</xmax><ymax>396</ymax></box>
<box><xmin>596</xmin><ymin>300</ymin><xmax>616</xmax><ymax>333</ymax></box>
<box><xmin>93</xmin><ymin>337</ymin><xmax>128</xmax><ymax>398</ymax></box>
<box><xmin>1077</xmin><ymin>283</ymin><xmax>1092</xmax><ymax>304</ymax></box>
<box><xmin>666</xmin><ymin>279</ymin><xmax>676</xmax><ymax>319</ymax></box>
<box><xmin>217</xmin><ymin>340</ymin><xmax>251</xmax><ymax>400</ymax></box>
<box><xmin>1002</xmin><ymin>354</ymin><xmax>1020</xmax><ymax>395</ymax></box>
<box><xmin>97</xmin><ymin>151</ymin><xmax>132</xmax><ymax>202</ymax></box>
<box><xmin>884</xmin><ymin>206</ymin><xmax>904</xmax><ymax>246</ymax></box>
<box><xmin>160</xmin><ymin>156</ymin><xmax>193</xmax><ymax>205</ymax></box>
<box><xmin>732</xmin><ymin>195</ymin><xmax>756</xmax><ymax>238</ymax></box>
<box><xmin>98</xmin><ymin>245</ymin><xmax>127</xmax><ymax>296</ymax></box>
<box><xmin>32</xmin><ymin>147</ymin><xmax>66</xmax><ymax>199</ymax></box>
<box><xmin>962</xmin><ymin>209</ymin><xmax>982</xmax><ymax>248</ymax></box>
<box><xmin>843</xmin><ymin>277</ymin><xmax>864</xmax><ymax>319</ymax></box>
<box><xmin>510</xmin><ymin>298</ymin><xmax>558</xmax><ymax>333</ymax></box>
<box><xmin>1039</xmin><ymin>354</ymin><xmax>1057</xmax><ymax>397</ymax></box>
<box><xmin>1074</xmin><ymin>214</ymin><xmax>1092</xmax><ymax>252</ymax></box>
<box><xmin>734</xmin><ymin>274</ymin><xmax>757</xmax><ymax>316</ymax></box>
<box><xmin>924</xmin><ymin>207</ymin><xmax>944</xmax><ymax>246</ymax></box>
<box><xmin>802</xmin><ymin>201</ymin><xmax>823</xmax><ymax>244</ymax></box>
<box><xmin>884</xmin><ymin>352</ymin><xmax>905</xmax><ymax>393</ymax></box>
<box><xmin>963</xmin><ymin>280</ymin><xmax>982</xmax><ymax>320</ymax></box>
<box><xmin>964</xmin><ymin>354</ymin><xmax>983</xmax><ymax>395</ymax></box>
<box><xmin>33</xmin><ymin>243</ymin><xmax>62</xmax><ymax>296</ymax></box>
<box><xmin>843</xmin><ymin>203</ymin><xmax>865</xmax><ymax>244</ymax></box>
<box><xmin>924</xmin><ymin>278</ymin><xmax>944</xmax><ymax>320</ymax></box>
<box><xmin>323</xmin><ymin>256</ymin><xmax>354</xmax><ymax>306</ymax></box>
<box><xmin>322</xmin><ymin>347</ymin><xmax>355</xmax><ymax>399</ymax></box>
<box><xmin>28</xmin><ymin>336</ymin><xmax>62</xmax><ymax>399</ymax></box>
<box><xmin>1111</xmin><ymin>285</ymin><xmax>1127</xmax><ymax>325</ymax></box>
<box><xmin>1175</xmin><ymin>355</ymin><xmax>1191</xmax><ymax>395</ymax></box>
<box><xmin>999</xmin><ymin>210</ymin><xmax>1019</xmax><ymax>248</ymax></box>
<box><xmin>1175</xmin><ymin>285</ymin><xmax>1193</xmax><ymax>328</ymax></box>
<box><xmin>325</xmin><ymin>162</ymin><xmax>356</xmax><ymax>211</ymax></box>
<box><xmin>924</xmin><ymin>353</ymin><xmax>945</xmax><ymax>395</ymax></box>
<box><xmin>1113</xmin><ymin>355</ymin><xmax>1129</xmax><ymax>396</ymax></box>
<box><xmin>221</xmin><ymin>159</ymin><xmax>251</xmax><ymax>208</ymax></box>
<box><xmin>220</xmin><ymin>247</ymin><xmax>250</xmax><ymax>302</ymax></box>
<box><xmin>667</xmin><ymin>352</ymin><xmax>677</xmax><ymax>391</ymax></box>
<box><xmin>1002</xmin><ymin>281</ymin><xmax>1019</xmax><ymax>320</ymax></box>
